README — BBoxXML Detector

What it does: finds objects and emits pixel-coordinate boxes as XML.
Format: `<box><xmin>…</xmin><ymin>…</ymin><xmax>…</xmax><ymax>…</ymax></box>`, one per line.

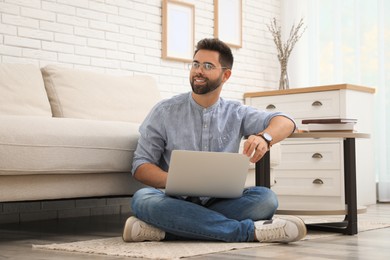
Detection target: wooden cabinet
<box><xmin>244</xmin><ymin>84</ymin><xmax>376</xmax><ymax>209</ymax></box>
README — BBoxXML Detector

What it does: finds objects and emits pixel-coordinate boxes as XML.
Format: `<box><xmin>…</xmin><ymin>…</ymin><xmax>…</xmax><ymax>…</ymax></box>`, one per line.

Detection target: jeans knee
<box><xmin>131</xmin><ymin>187</ymin><xmax>162</xmax><ymax>214</ymax></box>
<box><xmin>264</xmin><ymin>188</ymin><xmax>278</xmax><ymax>211</ymax></box>
<box><xmin>246</xmin><ymin>186</ymin><xmax>278</xmax><ymax>217</ymax></box>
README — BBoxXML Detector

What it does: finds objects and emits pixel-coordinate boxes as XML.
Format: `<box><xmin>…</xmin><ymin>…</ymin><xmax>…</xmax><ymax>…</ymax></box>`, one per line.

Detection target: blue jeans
<box><xmin>131</xmin><ymin>186</ymin><xmax>278</xmax><ymax>242</ymax></box>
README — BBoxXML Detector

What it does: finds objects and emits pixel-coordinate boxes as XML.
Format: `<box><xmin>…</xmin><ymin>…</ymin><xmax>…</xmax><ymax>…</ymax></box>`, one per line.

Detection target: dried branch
<box><xmin>267</xmin><ymin>18</ymin><xmax>306</xmax><ymax>67</ymax></box>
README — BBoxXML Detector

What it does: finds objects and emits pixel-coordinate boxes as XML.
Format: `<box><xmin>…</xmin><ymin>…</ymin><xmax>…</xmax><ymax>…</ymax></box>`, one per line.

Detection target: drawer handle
<box><xmin>312</xmin><ymin>100</ymin><xmax>323</xmax><ymax>106</ymax></box>
<box><xmin>266</xmin><ymin>104</ymin><xmax>276</xmax><ymax>110</ymax></box>
<box><xmin>313</xmin><ymin>178</ymin><xmax>324</xmax><ymax>184</ymax></box>
<box><xmin>312</xmin><ymin>153</ymin><xmax>323</xmax><ymax>159</ymax></box>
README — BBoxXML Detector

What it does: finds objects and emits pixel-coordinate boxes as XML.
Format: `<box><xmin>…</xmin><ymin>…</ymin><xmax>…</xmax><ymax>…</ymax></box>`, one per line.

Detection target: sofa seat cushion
<box><xmin>41</xmin><ymin>65</ymin><xmax>161</xmax><ymax>123</ymax></box>
<box><xmin>0</xmin><ymin>64</ymin><xmax>52</xmax><ymax>116</ymax></box>
<box><xmin>0</xmin><ymin>116</ymin><xmax>140</xmax><ymax>175</ymax></box>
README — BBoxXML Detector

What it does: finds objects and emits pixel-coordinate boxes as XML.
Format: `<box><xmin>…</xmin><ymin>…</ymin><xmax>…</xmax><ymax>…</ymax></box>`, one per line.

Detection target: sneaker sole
<box><xmin>280</xmin><ymin>215</ymin><xmax>307</xmax><ymax>242</ymax></box>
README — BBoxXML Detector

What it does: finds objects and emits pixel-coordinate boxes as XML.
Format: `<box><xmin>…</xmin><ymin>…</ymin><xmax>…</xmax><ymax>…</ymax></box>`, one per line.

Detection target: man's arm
<box><xmin>133</xmin><ymin>163</ymin><xmax>168</xmax><ymax>188</ymax></box>
<box><xmin>242</xmin><ymin>115</ymin><xmax>295</xmax><ymax>163</ymax></box>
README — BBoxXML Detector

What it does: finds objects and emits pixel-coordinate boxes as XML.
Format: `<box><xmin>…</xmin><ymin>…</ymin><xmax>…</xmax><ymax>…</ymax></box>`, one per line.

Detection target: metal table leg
<box><xmin>255</xmin><ymin>138</ymin><xmax>358</xmax><ymax>235</ymax></box>
<box><xmin>306</xmin><ymin>138</ymin><xmax>358</xmax><ymax>235</ymax></box>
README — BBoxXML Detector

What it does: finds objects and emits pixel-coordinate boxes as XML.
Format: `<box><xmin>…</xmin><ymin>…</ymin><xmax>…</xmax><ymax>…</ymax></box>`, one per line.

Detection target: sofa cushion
<box><xmin>0</xmin><ymin>64</ymin><xmax>52</xmax><ymax>116</ymax></box>
<box><xmin>41</xmin><ymin>65</ymin><xmax>161</xmax><ymax>123</ymax></box>
<box><xmin>0</xmin><ymin>116</ymin><xmax>140</xmax><ymax>175</ymax></box>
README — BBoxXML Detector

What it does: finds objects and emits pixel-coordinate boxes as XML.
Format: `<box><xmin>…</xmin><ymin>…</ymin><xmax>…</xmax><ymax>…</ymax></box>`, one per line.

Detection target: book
<box><xmin>302</xmin><ymin>118</ymin><xmax>357</xmax><ymax>124</ymax></box>
<box><xmin>306</xmin><ymin>122</ymin><xmax>356</xmax><ymax>132</ymax></box>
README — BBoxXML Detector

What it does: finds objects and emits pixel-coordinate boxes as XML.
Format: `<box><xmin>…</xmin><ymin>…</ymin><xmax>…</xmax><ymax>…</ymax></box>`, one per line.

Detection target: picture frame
<box><xmin>162</xmin><ymin>0</ymin><xmax>195</xmax><ymax>62</ymax></box>
<box><xmin>214</xmin><ymin>0</ymin><xmax>242</xmax><ymax>48</ymax></box>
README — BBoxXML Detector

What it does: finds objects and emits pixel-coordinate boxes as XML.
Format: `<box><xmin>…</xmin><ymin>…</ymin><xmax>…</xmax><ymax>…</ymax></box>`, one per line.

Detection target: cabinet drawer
<box><xmin>275</xmin><ymin>141</ymin><xmax>343</xmax><ymax>170</ymax></box>
<box><xmin>248</xmin><ymin>91</ymin><xmax>341</xmax><ymax>119</ymax></box>
<box><xmin>271</xmin><ymin>170</ymin><xmax>343</xmax><ymax>196</ymax></box>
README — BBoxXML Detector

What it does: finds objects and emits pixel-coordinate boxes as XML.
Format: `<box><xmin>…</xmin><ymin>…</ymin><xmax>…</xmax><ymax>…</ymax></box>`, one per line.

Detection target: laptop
<box><xmin>165</xmin><ymin>150</ymin><xmax>250</xmax><ymax>198</ymax></box>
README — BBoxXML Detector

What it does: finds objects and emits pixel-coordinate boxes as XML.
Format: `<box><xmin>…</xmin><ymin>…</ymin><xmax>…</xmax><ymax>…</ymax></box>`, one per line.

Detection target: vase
<box><xmin>279</xmin><ymin>65</ymin><xmax>289</xmax><ymax>90</ymax></box>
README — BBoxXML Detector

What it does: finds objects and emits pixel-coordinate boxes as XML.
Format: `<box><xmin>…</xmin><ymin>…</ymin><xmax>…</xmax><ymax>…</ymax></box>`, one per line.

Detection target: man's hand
<box><xmin>242</xmin><ymin>115</ymin><xmax>295</xmax><ymax>163</ymax></box>
<box><xmin>242</xmin><ymin>135</ymin><xmax>269</xmax><ymax>163</ymax></box>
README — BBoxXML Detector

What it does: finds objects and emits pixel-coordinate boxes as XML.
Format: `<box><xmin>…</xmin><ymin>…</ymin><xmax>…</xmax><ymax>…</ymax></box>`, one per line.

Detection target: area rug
<box><xmin>33</xmin><ymin>220</ymin><xmax>390</xmax><ymax>260</ymax></box>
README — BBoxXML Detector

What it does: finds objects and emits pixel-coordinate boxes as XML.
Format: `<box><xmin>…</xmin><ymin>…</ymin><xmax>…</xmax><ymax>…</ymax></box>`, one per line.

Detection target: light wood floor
<box><xmin>0</xmin><ymin>203</ymin><xmax>389</xmax><ymax>259</ymax></box>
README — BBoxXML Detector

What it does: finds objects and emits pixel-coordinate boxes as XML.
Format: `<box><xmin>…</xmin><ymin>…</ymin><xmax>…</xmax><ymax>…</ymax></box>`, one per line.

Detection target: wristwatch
<box><xmin>256</xmin><ymin>132</ymin><xmax>273</xmax><ymax>149</ymax></box>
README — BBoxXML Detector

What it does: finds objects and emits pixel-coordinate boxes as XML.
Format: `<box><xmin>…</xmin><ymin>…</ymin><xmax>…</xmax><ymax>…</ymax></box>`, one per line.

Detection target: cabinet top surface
<box><xmin>244</xmin><ymin>84</ymin><xmax>376</xmax><ymax>98</ymax></box>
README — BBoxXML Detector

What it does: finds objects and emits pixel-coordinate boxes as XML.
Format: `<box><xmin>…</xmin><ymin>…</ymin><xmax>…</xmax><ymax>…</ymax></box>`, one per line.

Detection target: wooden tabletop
<box><xmin>289</xmin><ymin>132</ymin><xmax>370</xmax><ymax>139</ymax></box>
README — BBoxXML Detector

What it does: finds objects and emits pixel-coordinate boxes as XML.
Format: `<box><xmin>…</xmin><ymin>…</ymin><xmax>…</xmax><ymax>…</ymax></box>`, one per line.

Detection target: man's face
<box><xmin>189</xmin><ymin>50</ymin><xmax>228</xmax><ymax>95</ymax></box>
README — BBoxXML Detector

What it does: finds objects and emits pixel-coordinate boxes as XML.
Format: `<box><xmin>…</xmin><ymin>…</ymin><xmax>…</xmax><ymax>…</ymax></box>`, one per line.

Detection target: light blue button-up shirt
<box><xmin>132</xmin><ymin>92</ymin><xmax>294</xmax><ymax>175</ymax></box>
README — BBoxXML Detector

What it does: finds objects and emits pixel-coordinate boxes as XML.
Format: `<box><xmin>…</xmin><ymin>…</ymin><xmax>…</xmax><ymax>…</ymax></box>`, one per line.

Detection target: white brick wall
<box><xmin>0</xmin><ymin>0</ymin><xmax>281</xmax><ymax>101</ymax></box>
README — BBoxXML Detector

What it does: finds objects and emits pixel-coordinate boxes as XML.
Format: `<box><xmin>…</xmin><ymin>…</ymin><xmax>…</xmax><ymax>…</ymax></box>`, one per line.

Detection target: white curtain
<box><xmin>281</xmin><ymin>0</ymin><xmax>390</xmax><ymax>202</ymax></box>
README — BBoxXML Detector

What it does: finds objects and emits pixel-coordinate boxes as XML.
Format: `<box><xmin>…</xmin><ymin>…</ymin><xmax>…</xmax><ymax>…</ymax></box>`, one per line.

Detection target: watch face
<box><xmin>263</xmin><ymin>132</ymin><xmax>272</xmax><ymax>142</ymax></box>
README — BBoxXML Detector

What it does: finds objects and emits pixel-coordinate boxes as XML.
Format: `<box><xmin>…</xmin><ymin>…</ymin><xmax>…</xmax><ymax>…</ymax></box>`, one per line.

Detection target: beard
<box><xmin>190</xmin><ymin>74</ymin><xmax>223</xmax><ymax>95</ymax></box>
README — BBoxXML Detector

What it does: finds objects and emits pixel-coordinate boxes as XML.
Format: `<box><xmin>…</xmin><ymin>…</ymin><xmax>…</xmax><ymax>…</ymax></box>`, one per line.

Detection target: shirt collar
<box><xmin>189</xmin><ymin>92</ymin><xmax>221</xmax><ymax>112</ymax></box>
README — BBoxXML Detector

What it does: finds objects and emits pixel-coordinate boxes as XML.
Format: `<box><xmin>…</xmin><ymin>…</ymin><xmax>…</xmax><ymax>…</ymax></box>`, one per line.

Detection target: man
<box><xmin>123</xmin><ymin>38</ymin><xmax>306</xmax><ymax>243</ymax></box>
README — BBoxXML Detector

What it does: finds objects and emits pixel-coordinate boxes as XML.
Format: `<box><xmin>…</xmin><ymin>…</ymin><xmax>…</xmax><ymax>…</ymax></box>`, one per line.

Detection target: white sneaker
<box><xmin>122</xmin><ymin>216</ymin><xmax>165</xmax><ymax>242</ymax></box>
<box><xmin>254</xmin><ymin>215</ymin><xmax>307</xmax><ymax>243</ymax></box>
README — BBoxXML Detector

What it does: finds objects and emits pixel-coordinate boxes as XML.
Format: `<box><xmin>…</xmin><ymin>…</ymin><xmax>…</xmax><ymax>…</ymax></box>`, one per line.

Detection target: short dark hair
<box><xmin>194</xmin><ymin>38</ymin><xmax>234</xmax><ymax>69</ymax></box>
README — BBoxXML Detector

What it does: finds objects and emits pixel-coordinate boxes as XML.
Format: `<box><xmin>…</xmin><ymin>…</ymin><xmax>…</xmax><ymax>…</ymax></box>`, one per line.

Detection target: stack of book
<box><xmin>302</xmin><ymin>118</ymin><xmax>357</xmax><ymax>132</ymax></box>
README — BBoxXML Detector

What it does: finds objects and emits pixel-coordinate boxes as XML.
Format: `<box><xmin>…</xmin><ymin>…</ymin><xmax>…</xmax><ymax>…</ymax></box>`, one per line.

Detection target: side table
<box><xmin>256</xmin><ymin>132</ymin><xmax>370</xmax><ymax>235</ymax></box>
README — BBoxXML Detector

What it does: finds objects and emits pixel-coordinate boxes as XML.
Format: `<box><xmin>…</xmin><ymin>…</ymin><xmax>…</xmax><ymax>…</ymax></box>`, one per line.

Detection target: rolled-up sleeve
<box><xmin>240</xmin><ymin>105</ymin><xmax>296</xmax><ymax>136</ymax></box>
<box><xmin>131</xmin><ymin>105</ymin><xmax>166</xmax><ymax>175</ymax></box>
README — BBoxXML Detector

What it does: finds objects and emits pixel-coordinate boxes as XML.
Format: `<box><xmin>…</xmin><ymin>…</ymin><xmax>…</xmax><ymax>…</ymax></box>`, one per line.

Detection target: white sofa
<box><xmin>0</xmin><ymin>63</ymin><xmax>279</xmax><ymax>203</ymax></box>
<box><xmin>0</xmin><ymin>64</ymin><xmax>160</xmax><ymax>202</ymax></box>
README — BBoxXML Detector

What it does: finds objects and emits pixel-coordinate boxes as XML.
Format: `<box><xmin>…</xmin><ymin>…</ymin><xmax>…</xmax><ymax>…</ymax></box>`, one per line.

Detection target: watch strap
<box><xmin>256</xmin><ymin>133</ymin><xmax>272</xmax><ymax>148</ymax></box>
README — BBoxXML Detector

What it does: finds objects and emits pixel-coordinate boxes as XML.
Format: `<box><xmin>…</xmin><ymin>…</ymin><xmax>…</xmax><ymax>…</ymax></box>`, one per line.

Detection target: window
<box><xmin>283</xmin><ymin>0</ymin><xmax>390</xmax><ymax>201</ymax></box>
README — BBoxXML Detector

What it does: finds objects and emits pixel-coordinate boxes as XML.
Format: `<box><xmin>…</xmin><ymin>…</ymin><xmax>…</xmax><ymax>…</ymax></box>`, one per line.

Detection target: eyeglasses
<box><xmin>187</xmin><ymin>61</ymin><xmax>228</xmax><ymax>71</ymax></box>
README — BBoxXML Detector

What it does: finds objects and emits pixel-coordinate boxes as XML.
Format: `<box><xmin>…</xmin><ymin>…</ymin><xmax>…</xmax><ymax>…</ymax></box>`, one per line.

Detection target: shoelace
<box><xmin>257</xmin><ymin>223</ymin><xmax>288</xmax><ymax>242</ymax></box>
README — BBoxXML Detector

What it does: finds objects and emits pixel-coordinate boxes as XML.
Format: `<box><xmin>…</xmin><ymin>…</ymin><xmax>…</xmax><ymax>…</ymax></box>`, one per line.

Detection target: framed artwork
<box><xmin>162</xmin><ymin>0</ymin><xmax>195</xmax><ymax>62</ymax></box>
<box><xmin>214</xmin><ymin>0</ymin><xmax>242</xmax><ymax>48</ymax></box>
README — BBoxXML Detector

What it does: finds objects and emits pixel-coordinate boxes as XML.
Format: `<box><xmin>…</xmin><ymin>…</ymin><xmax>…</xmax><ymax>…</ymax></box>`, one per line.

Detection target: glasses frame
<box><xmin>188</xmin><ymin>61</ymin><xmax>229</xmax><ymax>72</ymax></box>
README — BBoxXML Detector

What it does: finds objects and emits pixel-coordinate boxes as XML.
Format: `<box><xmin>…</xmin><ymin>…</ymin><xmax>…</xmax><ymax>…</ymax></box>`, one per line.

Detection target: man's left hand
<box><xmin>242</xmin><ymin>135</ymin><xmax>269</xmax><ymax>163</ymax></box>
